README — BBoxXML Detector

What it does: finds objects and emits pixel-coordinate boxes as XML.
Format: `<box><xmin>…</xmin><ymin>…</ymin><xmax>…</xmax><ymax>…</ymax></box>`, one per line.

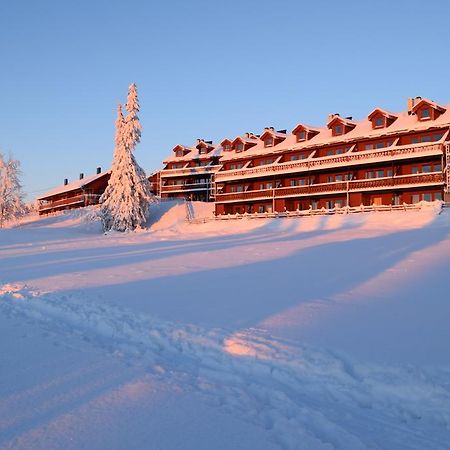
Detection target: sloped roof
<box><xmin>219</xmin><ymin>102</ymin><xmax>450</xmax><ymax>162</ymax></box>
<box><xmin>38</xmin><ymin>171</ymin><xmax>110</xmax><ymax>200</ymax></box>
<box><xmin>411</xmin><ymin>98</ymin><xmax>446</xmax><ymax>113</ymax></box>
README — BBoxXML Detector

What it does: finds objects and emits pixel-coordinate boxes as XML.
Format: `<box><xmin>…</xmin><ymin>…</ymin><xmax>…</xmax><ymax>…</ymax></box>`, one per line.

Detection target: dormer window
<box><xmin>412</xmin><ymin>98</ymin><xmax>446</xmax><ymax>121</ymax></box>
<box><xmin>292</xmin><ymin>124</ymin><xmax>319</xmax><ymax>143</ymax></box>
<box><xmin>420</xmin><ymin>108</ymin><xmax>431</xmax><ymax>120</ymax></box>
<box><xmin>368</xmin><ymin>108</ymin><xmax>397</xmax><ymax>129</ymax></box>
<box><xmin>297</xmin><ymin>131</ymin><xmax>306</xmax><ymax>141</ymax></box>
<box><xmin>176</xmin><ymin>150</ymin><xmax>183</xmax><ymax>157</ymax></box>
<box><xmin>334</xmin><ymin>125</ymin><xmax>343</xmax><ymax>135</ymax></box>
<box><xmin>199</xmin><ymin>147</ymin><xmax>208</xmax><ymax>155</ymax></box>
<box><xmin>236</xmin><ymin>142</ymin><xmax>244</xmax><ymax>152</ymax></box>
<box><xmin>374</xmin><ymin>117</ymin><xmax>384</xmax><ymax>128</ymax></box>
<box><xmin>264</xmin><ymin>137</ymin><xmax>274</xmax><ymax>147</ymax></box>
<box><xmin>224</xmin><ymin>144</ymin><xmax>231</xmax><ymax>151</ymax></box>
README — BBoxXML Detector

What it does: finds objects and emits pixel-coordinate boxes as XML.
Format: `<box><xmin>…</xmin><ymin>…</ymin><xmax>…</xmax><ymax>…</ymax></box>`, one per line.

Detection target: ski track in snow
<box><xmin>1</xmin><ymin>283</ymin><xmax>450</xmax><ymax>450</ymax></box>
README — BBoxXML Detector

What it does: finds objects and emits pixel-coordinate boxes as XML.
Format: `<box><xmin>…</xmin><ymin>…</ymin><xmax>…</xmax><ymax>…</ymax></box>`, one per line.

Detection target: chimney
<box><xmin>64</xmin><ymin>178</ymin><xmax>68</xmax><ymax>186</ymax></box>
<box><xmin>408</xmin><ymin>96</ymin><xmax>422</xmax><ymax>114</ymax></box>
<box><xmin>345</xmin><ymin>116</ymin><xmax>353</xmax><ymax>120</ymax></box>
<box><xmin>79</xmin><ymin>173</ymin><xmax>84</xmax><ymax>180</ymax></box>
<box><xmin>96</xmin><ymin>167</ymin><xmax>101</xmax><ymax>174</ymax></box>
<box><xmin>277</xmin><ymin>129</ymin><xmax>287</xmax><ymax>134</ymax></box>
<box><xmin>328</xmin><ymin>113</ymin><xmax>339</xmax><ymax>122</ymax></box>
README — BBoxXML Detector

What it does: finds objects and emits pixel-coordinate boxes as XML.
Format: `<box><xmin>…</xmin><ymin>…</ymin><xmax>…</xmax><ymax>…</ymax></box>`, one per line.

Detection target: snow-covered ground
<box><xmin>1</xmin><ymin>201</ymin><xmax>450</xmax><ymax>450</ymax></box>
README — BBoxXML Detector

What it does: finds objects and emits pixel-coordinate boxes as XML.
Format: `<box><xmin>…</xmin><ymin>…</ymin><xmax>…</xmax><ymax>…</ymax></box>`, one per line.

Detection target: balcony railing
<box><xmin>215</xmin><ymin>172</ymin><xmax>444</xmax><ymax>203</ymax></box>
<box><xmin>38</xmin><ymin>194</ymin><xmax>101</xmax><ymax>212</ymax></box>
<box><xmin>160</xmin><ymin>165</ymin><xmax>221</xmax><ymax>178</ymax></box>
<box><xmin>160</xmin><ymin>182</ymin><xmax>212</xmax><ymax>193</ymax></box>
<box><xmin>215</xmin><ymin>142</ymin><xmax>443</xmax><ymax>181</ymax></box>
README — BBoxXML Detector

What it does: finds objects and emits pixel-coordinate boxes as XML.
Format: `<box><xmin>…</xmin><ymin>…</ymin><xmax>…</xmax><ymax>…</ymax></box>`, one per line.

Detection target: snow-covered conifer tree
<box><xmin>0</xmin><ymin>153</ymin><xmax>26</xmax><ymax>227</ymax></box>
<box><xmin>100</xmin><ymin>84</ymin><xmax>153</xmax><ymax>232</ymax></box>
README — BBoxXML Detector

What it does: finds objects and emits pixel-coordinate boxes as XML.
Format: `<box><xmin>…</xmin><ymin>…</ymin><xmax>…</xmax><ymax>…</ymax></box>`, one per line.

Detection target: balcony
<box><xmin>215</xmin><ymin>172</ymin><xmax>444</xmax><ymax>203</ymax></box>
<box><xmin>38</xmin><ymin>194</ymin><xmax>101</xmax><ymax>213</ymax></box>
<box><xmin>160</xmin><ymin>182</ymin><xmax>212</xmax><ymax>194</ymax></box>
<box><xmin>160</xmin><ymin>164</ymin><xmax>221</xmax><ymax>178</ymax></box>
<box><xmin>215</xmin><ymin>142</ymin><xmax>443</xmax><ymax>182</ymax></box>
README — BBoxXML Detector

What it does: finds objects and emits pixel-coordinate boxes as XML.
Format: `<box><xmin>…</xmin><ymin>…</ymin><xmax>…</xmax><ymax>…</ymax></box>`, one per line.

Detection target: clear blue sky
<box><xmin>1</xmin><ymin>0</ymin><xmax>450</xmax><ymax>200</ymax></box>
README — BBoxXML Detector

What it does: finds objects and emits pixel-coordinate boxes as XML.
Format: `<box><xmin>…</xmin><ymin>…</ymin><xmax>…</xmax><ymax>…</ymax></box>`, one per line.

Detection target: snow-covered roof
<box><xmin>367</xmin><ymin>108</ymin><xmax>398</xmax><ymax>121</ymax></box>
<box><xmin>161</xmin><ymin>98</ymin><xmax>450</xmax><ymax>164</ymax></box>
<box><xmin>37</xmin><ymin>171</ymin><xmax>110</xmax><ymax>200</ymax></box>
<box><xmin>411</xmin><ymin>98</ymin><xmax>446</xmax><ymax>113</ymax></box>
<box><xmin>219</xmin><ymin>100</ymin><xmax>450</xmax><ymax>162</ymax></box>
<box><xmin>163</xmin><ymin>144</ymin><xmax>223</xmax><ymax>164</ymax></box>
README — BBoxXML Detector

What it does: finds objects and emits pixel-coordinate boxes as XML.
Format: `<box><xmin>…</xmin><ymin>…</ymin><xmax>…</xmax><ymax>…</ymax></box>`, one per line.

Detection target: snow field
<box><xmin>1</xmin><ymin>201</ymin><xmax>450</xmax><ymax>449</ymax></box>
<box><xmin>1</xmin><ymin>282</ymin><xmax>450</xmax><ymax>449</ymax></box>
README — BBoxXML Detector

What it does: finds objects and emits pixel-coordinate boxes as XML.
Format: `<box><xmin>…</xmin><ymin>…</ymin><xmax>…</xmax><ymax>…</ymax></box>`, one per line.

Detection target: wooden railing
<box><xmin>160</xmin><ymin>183</ymin><xmax>212</xmax><ymax>192</ymax></box>
<box><xmin>38</xmin><ymin>194</ymin><xmax>101</xmax><ymax>212</ymax></box>
<box><xmin>215</xmin><ymin>143</ymin><xmax>443</xmax><ymax>181</ymax></box>
<box><xmin>160</xmin><ymin>165</ymin><xmax>221</xmax><ymax>177</ymax></box>
<box><xmin>216</xmin><ymin>173</ymin><xmax>444</xmax><ymax>203</ymax></box>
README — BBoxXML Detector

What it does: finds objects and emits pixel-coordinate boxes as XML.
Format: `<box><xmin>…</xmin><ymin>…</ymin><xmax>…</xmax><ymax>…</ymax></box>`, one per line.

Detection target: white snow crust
<box><xmin>1</xmin><ymin>202</ymin><xmax>450</xmax><ymax>449</ymax></box>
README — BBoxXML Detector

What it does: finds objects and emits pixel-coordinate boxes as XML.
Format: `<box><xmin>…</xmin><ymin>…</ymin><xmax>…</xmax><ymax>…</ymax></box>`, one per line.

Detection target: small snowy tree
<box><xmin>0</xmin><ymin>153</ymin><xmax>26</xmax><ymax>227</ymax></box>
<box><xmin>100</xmin><ymin>84</ymin><xmax>153</xmax><ymax>232</ymax></box>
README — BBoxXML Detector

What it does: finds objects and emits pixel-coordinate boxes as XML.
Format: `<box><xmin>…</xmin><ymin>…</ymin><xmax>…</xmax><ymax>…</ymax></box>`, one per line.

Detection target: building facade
<box><xmin>213</xmin><ymin>97</ymin><xmax>448</xmax><ymax>215</ymax></box>
<box><xmin>159</xmin><ymin>139</ymin><xmax>222</xmax><ymax>201</ymax></box>
<box><xmin>37</xmin><ymin>169</ymin><xmax>110</xmax><ymax>215</ymax></box>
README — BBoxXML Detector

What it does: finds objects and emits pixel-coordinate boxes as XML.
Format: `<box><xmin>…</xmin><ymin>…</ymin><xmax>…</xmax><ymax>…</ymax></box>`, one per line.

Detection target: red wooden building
<box><xmin>213</xmin><ymin>97</ymin><xmax>449</xmax><ymax>215</ymax></box>
<box><xmin>159</xmin><ymin>139</ymin><xmax>222</xmax><ymax>201</ymax></box>
<box><xmin>37</xmin><ymin>168</ymin><xmax>110</xmax><ymax>215</ymax></box>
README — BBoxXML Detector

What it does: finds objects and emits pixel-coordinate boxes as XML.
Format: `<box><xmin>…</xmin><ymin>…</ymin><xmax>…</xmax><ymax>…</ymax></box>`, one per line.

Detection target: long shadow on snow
<box><xmin>0</xmin><ymin>216</ymin><xmax>347</xmax><ymax>283</ymax></box>
<box><xmin>56</xmin><ymin>215</ymin><xmax>448</xmax><ymax>331</ymax></box>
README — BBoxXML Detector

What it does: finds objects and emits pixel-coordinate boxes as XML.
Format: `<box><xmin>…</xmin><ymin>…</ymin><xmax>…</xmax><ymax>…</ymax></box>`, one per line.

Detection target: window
<box><xmin>376</xmin><ymin>170</ymin><xmax>384</xmax><ymax>178</ymax></box>
<box><xmin>290</xmin><ymin>179</ymin><xmax>306</xmax><ymax>187</ymax></box>
<box><xmin>411</xmin><ymin>166</ymin><xmax>419</xmax><ymax>174</ymax></box>
<box><xmin>434</xmin><ymin>163</ymin><xmax>442</xmax><ymax>172</ymax></box>
<box><xmin>435</xmin><ymin>192</ymin><xmax>443</xmax><ymax>201</ymax></box>
<box><xmin>423</xmin><ymin>193</ymin><xmax>433</xmax><ymax>202</ymax></box>
<box><xmin>259</xmin><ymin>182</ymin><xmax>273</xmax><ymax>190</ymax></box>
<box><xmin>236</xmin><ymin>142</ymin><xmax>244</xmax><ymax>152</ymax></box>
<box><xmin>229</xmin><ymin>162</ymin><xmax>244</xmax><ymax>170</ymax></box>
<box><xmin>421</xmin><ymin>108</ymin><xmax>431</xmax><ymax>120</ymax></box>
<box><xmin>335</xmin><ymin>148</ymin><xmax>344</xmax><ymax>154</ymax></box>
<box><xmin>326</xmin><ymin>150</ymin><xmax>334</xmax><ymax>156</ymax></box>
<box><xmin>176</xmin><ymin>150</ymin><xmax>184</xmax><ymax>157</ymax></box>
<box><xmin>172</xmin><ymin>163</ymin><xmax>184</xmax><ymax>169</ymax></box>
<box><xmin>374</xmin><ymin>117</ymin><xmax>384</xmax><ymax>128</ymax></box>
<box><xmin>422</xmin><ymin>165</ymin><xmax>431</xmax><ymax>173</ymax></box>
<box><xmin>387</xmin><ymin>169</ymin><xmax>393</xmax><ymax>177</ymax></box>
<box><xmin>198</xmin><ymin>147</ymin><xmax>208</xmax><ymax>155</ymax></box>
<box><xmin>311</xmin><ymin>200</ymin><xmax>318</xmax><ymax>209</ymax></box>
<box><xmin>411</xmin><ymin>137</ymin><xmax>419</xmax><ymax>144</ymax></box>
<box><xmin>421</xmin><ymin>135</ymin><xmax>431</xmax><ymax>143</ymax></box>
<box><xmin>433</xmin><ymin>133</ymin><xmax>444</xmax><ymax>141</ymax></box>
<box><xmin>365</xmin><ymin>144</ymin><xmax>373</xmax><ymax>151</ymax></box>
<box><xmin>412</xmin><ymin>194</ymin><xmax>421</xmax><ymax>203</ymax></box>
<box><xmin>375</xmin><ymin>142</ymin><xmax>385</xmax><ymax>149</ymax></box>
<box><xmin>259</xmin><ymin>159</ymin><xmax>274</xmax><ymax>166</ymax></box>
<box><xmin>334</xmin><ymin>125</ymin><xmax>343</xmax><ymax>135</ymax></box>
<box><xmin>223</xmin><ymin>144</ymin><xmax>231</xmax><ymax>151</ymax></box>
<box><xmin>297</xmin><ymin>131</ymin><xmax>306</xmax><ymax>141</ymax></box>
<box><xmin>365</xmin><ymin>171</ymin><xmax>374</xmax><ymax>179</ymax></box>
<box><xmin>264</xmin><ymin>138</ymin><xmax>274</xmax><ymax>147</ymax></box>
